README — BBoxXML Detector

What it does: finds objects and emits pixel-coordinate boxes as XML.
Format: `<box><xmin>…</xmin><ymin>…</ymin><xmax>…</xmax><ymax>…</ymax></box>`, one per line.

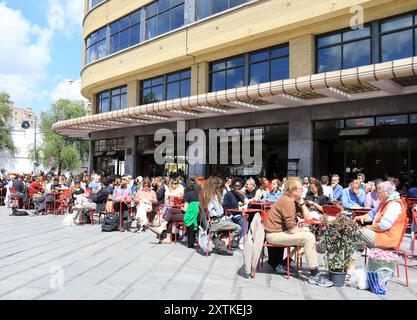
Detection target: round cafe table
<box><xmin>225</xmin><ymin>208</ymin><xmax>261</xmax><ymax>243</ymax></box>
<box><xmin>348</xmin><ymin>207</ymin><xmax>372</xmax><ymax>219</ymax></box>
<box><xmin>249</xmin><ymin>201</ymin><xmax>272</xmax><ymax>212</ymax></box>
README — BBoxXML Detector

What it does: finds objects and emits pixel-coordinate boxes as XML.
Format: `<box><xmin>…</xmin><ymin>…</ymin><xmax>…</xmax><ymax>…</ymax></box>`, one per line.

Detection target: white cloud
<box><xmin>47</xmin><ymin>0</ymin><xmax>83</xmax><ymax>37</ymax></box>
<box><xmin>0</xmin><ymin>2</ymin><xmax>52</xmax><ymax>109</ymax></box>
<box><xmin>50</xmin><ymin>79</ymin><xmax>88</xmax><ymax>103</ymax></box>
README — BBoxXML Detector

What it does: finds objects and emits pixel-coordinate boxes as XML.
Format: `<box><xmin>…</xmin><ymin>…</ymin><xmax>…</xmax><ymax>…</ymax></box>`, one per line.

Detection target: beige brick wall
<box><xmin>290</xmin><ymin>34</ymin><xmax>315</xmax><ymax>78</ymax></box>
<box><xmin>191</xmin><ymin>62</ymin><xmax>209</xmax><ymax>96</ymax></box>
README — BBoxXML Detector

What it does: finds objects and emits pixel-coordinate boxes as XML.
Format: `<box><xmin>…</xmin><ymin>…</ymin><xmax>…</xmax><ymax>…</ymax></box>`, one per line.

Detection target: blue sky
<box><xmin>0</xmin><ymin>0</ymin><xmax>86</xmax><ymax>117</ymax></box>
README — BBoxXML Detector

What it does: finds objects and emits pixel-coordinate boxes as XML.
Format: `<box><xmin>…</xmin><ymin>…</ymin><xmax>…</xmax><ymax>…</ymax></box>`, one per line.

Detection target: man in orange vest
<box><xmin>355</xmin><ymin>181</ymin><xmax>407</xmax><ymax>249</ymax></box>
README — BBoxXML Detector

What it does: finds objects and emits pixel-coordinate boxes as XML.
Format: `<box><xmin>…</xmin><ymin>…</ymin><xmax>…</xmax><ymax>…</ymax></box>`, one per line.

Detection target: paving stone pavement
<box><xmin>0</xmin><ymin>206</ymin><xmax>416</xmax><ymax>300</ymax></box>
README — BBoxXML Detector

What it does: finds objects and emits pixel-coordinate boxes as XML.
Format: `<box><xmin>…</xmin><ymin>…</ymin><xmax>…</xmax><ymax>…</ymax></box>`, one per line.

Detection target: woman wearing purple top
<box><xmin>364</xmin><ymin>179</ymin><xmax>382</xmax><ymax>209</ymax></box>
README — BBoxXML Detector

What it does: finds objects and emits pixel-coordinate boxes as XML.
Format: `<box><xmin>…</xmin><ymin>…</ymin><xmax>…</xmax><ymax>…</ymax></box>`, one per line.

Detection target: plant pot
<box><xmin>329</xmin><ymin>270</ymin><xmax>347</xmax><ymax>287</ymax></box>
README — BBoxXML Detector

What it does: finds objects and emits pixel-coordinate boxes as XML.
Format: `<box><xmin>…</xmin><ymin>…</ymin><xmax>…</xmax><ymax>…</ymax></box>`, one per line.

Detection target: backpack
<box><xmin>101</xmin><ymin>213</ymin><xmax>119</xmax><ymax>232</ymax></box>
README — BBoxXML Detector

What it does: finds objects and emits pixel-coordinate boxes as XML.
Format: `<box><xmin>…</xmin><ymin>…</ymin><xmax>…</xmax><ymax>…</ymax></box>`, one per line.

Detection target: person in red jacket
<box><xmin>29</xmin><ymin>176</ymin><xmax>44</xmax><ymax>205</ymax></box>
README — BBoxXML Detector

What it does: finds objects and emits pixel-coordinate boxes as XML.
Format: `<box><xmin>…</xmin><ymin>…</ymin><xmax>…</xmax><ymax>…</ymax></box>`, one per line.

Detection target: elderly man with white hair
<box><xmin>355</xmin><ymin>180</ymin><xmax>407</xmax><ymax>249</ymax></box>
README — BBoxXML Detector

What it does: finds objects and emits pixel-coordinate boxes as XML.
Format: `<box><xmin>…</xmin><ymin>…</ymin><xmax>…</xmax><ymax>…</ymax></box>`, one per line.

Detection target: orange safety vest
<box><xmin>374</xmin><ymin>199</ymin><xmax>406</xmax><ymax>249</ymax></box>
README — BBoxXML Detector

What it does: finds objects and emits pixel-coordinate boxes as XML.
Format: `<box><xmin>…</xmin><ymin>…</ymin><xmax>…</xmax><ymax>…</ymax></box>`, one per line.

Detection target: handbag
<box><xmin>367</xmin><ymin>267</ymin><xmax>394</xmax><ymax>295</ymax></box>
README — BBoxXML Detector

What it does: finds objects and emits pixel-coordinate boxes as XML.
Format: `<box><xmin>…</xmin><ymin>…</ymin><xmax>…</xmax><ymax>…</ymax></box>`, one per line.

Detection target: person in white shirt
<box><xmin>321</xmin><ymin>175</ymin><xmax>333</xmax><ymax>200</ymax></box>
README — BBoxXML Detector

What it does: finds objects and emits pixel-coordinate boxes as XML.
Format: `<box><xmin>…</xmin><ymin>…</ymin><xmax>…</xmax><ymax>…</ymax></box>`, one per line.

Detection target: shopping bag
<box><xmin>198</xmin><ymin>225</ymin><xmax>213</xmax><ymax>254</ymax></box>
<box><xmin>367</xmin><ymin>267</ymin><xmax>394</xmax><ymax>295</ymax></box>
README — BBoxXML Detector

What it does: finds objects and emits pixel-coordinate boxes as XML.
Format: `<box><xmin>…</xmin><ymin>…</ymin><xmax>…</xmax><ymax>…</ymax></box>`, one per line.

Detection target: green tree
<box><xmin>0</xmin><ymin>92</ymin><xmax>17</xmax><ymax>154</ymax></box>
<box><xmin>32</xmin><ymin>99</ymin><xmax>89</xmax><ymax>174</ymax></box>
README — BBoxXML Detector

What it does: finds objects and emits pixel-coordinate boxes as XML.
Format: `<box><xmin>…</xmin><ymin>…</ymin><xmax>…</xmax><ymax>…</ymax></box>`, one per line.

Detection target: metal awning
<box><xmin>53</xmin><ymin>57</ymin><xmax>417</xmax><ymax>139</ymax></box>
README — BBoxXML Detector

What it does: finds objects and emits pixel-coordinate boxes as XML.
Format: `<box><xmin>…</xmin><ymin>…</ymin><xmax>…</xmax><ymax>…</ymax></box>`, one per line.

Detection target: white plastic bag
<box><xmin>198</xmin><ymin>225</ymin><xmax>213</xmax><ymax>254</ymax></box>
<box><xmin>349</xmin><ymin>268</ymin><xmax>369</xmax><ymax>290</ymax></box>
<box><xmin>63</xmin><ymin>213</ymin><xmax>75</xmax><ymax>227</ymax></box>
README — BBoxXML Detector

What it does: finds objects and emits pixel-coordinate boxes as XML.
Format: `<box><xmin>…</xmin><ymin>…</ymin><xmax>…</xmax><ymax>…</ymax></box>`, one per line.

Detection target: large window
<box><xmin>145</xmin><ymin>0</ymin><xmax>184</xmax><ymax>40</ymax></box>
<box><xmin>197</xmin><ymin>0</ymin><xmax>250</xmax><ymax>20</ymax></box>
<box><xmin>316</xmin><ymin>26</ymin><xmax>372</xmax><ymax>73</ymax></box>
<box><xmin>380</xmin><ymin>13</ymin><xmax>417</xmax><ymax>62</ymax></box>
<box><xmin>88</xmin><ymin>0</ymin><xmax>105</xmax><ymax>11</ymax></box>
<box><xmin>96</xmin><ymin>86</ymin><xmax>127</xmax><ymax>113</ymax></box>
<box><xmin>141</xmin><ymin>69</ymin><xmax>191</xmax><ymax>104</ymax></box>
<box><xmin>85</xmin><ymin>27</ymin><xmax>107</xmax><ymax>64</ymax></box>
<box><xmin>249</xmin><ymin>45</ymin><xmax>289</xmax><ymax>85</ymax></box>
<box><xmin>210</xmin><ymin>44</ymin><xmax>289</xmax><ymax>91</ymax></box>
<box><xmin>110</xmin><ymin>10</ymin><xmax>141</xmax><ymax>54</ymax></box>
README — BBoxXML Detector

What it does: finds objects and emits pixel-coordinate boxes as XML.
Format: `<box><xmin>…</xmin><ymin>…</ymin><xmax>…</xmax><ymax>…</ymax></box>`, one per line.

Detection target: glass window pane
<box><xmin>271</xmin><ymin>57</ymin><xmax>289</xmax><ymax>81</ymax></box>
<box><xmin>142</xmin><ymin>80</ymin><xmax>152</xmax><ymax>88</ymax></box>
<box><xmin>151</xmin><ymin>86</ymin><xmax>163</xmax><ymax>102</ymax></box>
<box><xmin>317</xmin><ymin>34</ymin><xmax>341</xmax><ymax>47</ymax></box>
<box><xmin>171</xmin><ymin>0</ymin><xmax>184</xmax><ymax>6</ymax></box>
<box><xmin>167</xmin><ymin>82</ymin><xmax>180</xmax><ymax>100</ymax></box>
<box><xmin>146</xmin><ymin>17</ymin><xmax>157</xmax><ymax>39</ymax></box>
<box><xmin>181</xmin><ymin>70</ymin><xmax>191</xmax><ymax>79</ymax></box>
<box><xmin>120</xmin><ymin>93</ymin><xmax>127</xmax><ymax>109</ymax></box>
<box><xmin>146</xmin><ymin>2</ymin><xmax>158</xmax><ymax>17</ymax></box>
<box><xmin>250</xmin><ymin>61</ymin><xmax>269</xmax><ymax>85</ymax></box>
<box><xmin>110</xmin><ymin>22</ymin><xmax>119</xmax><ymax>35</ymax></box>
<box><xmin>250</xmin><ymin>51</ymin><xmax>269</xmax><ymax>62</ymax></box>
<box><xmin>317</xmin><ymin>46</ymin><xmax>342</xmax><ymax>73</ymax></box>
<box><xmin>159</xmin><ymin>0</ymin><xmax>170</xmax><ymax>12</ymax></box>
<box><xmin>271</xmin><ymin>46</ymin><xmax>289</xmax><ymax>57</ymax></box>
<box><xmin>90</xmin><ymin>31</ymin><xmax>97</xmax><ymax>44</ymax></box>
<box><xmin>110</xmin><ymin>34</ymin><xmax>119</xmax><ymax>53</ymax></box>
<box><xmin>157</xmin><ymin>10</ymin><xmax>170</xmax><ymax>35</ymax></box>
<box><xmin>98</xmin><ymin>27</ymin><xmax>107</xmax><ymax>41</ymax></box>
<box><xmin>410</xmin><ymin>114</ymin><xmax>417</xmax><ymax>123</ymax></box>
<box><xmin>230</xmin><ymin>0</ymin><xmax>247</xmax><ymax>7</ymax></box>
<box><xmin>212</xmin><ymin>61</ymin><xmax>226</xmax><ymax>71</ymax></box>
<box><xmin>86</xmin><ymin>36</ymin><xmax>91</xmax><ymax>47</ymax></box>
<box><xmin>381</xmin><ymin>15</ymin><xmax>413</xmax><ymax>33</ymax></box>
<box><xmin>171</xmin><ymin>4</ymin><xmax>184</xmax><ymax>30</ymax></box>
<box><xmin>97</xmin><ymin>41</ymin><xmax>107</xmax><ymax>59</ymax></box>
<box><xmin>121</xmin><ymin>86</ymin><xmax>127</xmax><ymax>94</ymax></box>
<box><xmin>315</xmin><ymin>120</ymin><xmax>344</xmax><ymax>130</ymax></box>
<box><xmin>85</xmin><ymin>47</ymin><xmax>91</xmax><ymax>64</ymax></box>
<box><xmin>119</xmin><ymin>16</ymin><xmax>129</xmax><ymax>30</ymax></box>
<box><xmin>152</xmin><ymin>77</ymin><xmax>164</xmax><ymax>86</ymax></box>
<box><xmin>343</xmin><ymin>27</ymin><xmax>371</xmax><ymax>41</ymax></box>
<box><xmin>100</xmin><ymin>98</ymin><xmax>110</xmax><ymax>113</ymax></box>
<box><xmin>226</xmin><ymin>67</ymin><xmax>244</xmax><ymax>89</ymax></box>
<box><xmin>343</xmin><ymin>39</ymin><xmax>371</xmax><ymax>69</ymax></box>
<box><xmin>212</xmin><ymin>0</ymin><xmax>228</xmax><ymax>14</ymax></box>
<box><xmin>112</xmin><ymin>87</ymin><xmax>121</xmax><ymax>95</ymax></box>
<box><xmin>197</xmin><ymin>0</ymin><xmax>210</xmax><ymax>19</ymax></box>
<box><xmin>142</xmin><ymin>88</ymin><xmax>153</xmax><ymax>104</ymax></box>
<box><xmin>131</xmin><ymin>10</ymin><xmax>141</xmax><ymax>25</ymax></box>
<box><xmin>111</xmin><ymin>95</ymin><xmax>120</xmax><ymax>111</ymax></box>
<box><xmin>212</xmin><ymin>71</ymin><xmax>226</xmax><ymax>91</ymax></box>
<box><xmin>130</xmin><ymin>24</ymin><xmax>141</xmax><ymax>46</ymax></box>
<box><xmin>376</xmin><ymin>115</ymin><xmax>408</xmax><ymax>125</ymax></box>
<box><xmin>180</xmin><ymin>79</ymin><xmax>191</xmax><ymax>97</ymax></box>
<box><xmin>227</xmin><ymin>57</ymin><xmax>244</xmax><ymax>68</ymax></box>
<box><xmin>381</xmin><ymin>30</ymin><xmax>413</xmax><ymax>62</ymax></box>
<box><xmin>345</xmin><ymin>117</ymin><xmax>374</xmax><ymax>128</ymax></box>
<box><xmin>167</xmin><ymin>73</ymin><xmax>180</xmax><ymax>82</ymax></box>
<box><xmin>119</xmin><ymin>29</ymin><xmax>129</xmax><ymax>50</ymax></box>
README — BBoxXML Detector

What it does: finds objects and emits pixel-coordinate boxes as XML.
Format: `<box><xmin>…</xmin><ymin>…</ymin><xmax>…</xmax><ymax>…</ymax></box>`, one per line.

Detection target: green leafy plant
<box><xmin>317</xmin><ymin>213</ymin><xmax>362</xmax><ymax>272</ymax></box>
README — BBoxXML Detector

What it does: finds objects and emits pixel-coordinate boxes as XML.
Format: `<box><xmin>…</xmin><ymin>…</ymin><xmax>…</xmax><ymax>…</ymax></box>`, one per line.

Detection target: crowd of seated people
<box><xmin>1</xmin><ymin>167</ymin><xmax>416</xmax><ymax>287</ymax></box>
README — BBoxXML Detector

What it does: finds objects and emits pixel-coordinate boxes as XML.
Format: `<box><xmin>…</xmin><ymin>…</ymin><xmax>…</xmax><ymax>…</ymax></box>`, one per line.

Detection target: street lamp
<box><xmin>21</xmin><ymin>117</ymin><xmax>39</xmax><ymax>172</ymax></box>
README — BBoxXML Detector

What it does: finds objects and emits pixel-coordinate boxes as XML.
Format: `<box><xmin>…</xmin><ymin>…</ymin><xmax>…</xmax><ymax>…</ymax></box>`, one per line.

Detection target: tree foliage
<box><xmin>0</xmin><ymin>92</ymin><xmax>17</xmax><ymax>154</ymax></box>
<box><xmin>33</xmin><ymin>99</ymin><xmax>89</xmax><ymax>174</ymax></box>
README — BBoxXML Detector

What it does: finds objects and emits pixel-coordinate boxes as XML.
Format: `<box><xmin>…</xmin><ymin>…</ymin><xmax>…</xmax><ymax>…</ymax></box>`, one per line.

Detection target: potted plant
<box><xmin>317</xmin><ymin>213</ymin><xmax>362</xmax><ymax>287</ymax></box>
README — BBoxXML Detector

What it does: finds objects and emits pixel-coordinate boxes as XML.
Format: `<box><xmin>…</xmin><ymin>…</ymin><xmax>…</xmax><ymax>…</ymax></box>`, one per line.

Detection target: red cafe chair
<box><xmin>254</xmin><ymin>211</ymin><xmax>300</xmax><ymax>280</ymax></box>
<box><xmin>322</xmin><ymin>205</ymin><xmax>342</xmax><ymax>217</ymax></box>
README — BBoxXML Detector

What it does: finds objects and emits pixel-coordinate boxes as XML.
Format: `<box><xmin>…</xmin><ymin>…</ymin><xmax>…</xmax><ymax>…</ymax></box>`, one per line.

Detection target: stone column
<box><xmin>88</xmin><ymin>140</ymin><xmax>94</xmax><ymax>174</ymax></box>
<box><xmin>288</xmin><ymin>113</ymin><xmax>313</xmax><ymax>177</ymax></box>
<box><xmin>127</xmin><ymin>80</ymin><xmax>139</xmax><ymax>108</ymax></box>
<box><xmin>124</xmin><ymin>135</ymin><xmax>136</xmax><ymax>176</ymax></box>
<box><xmin>289</xmin><ymin>34</ymin><xmax>315</xmax><ymax>78</ymax></box>
<box><xmin>184</xmin><ymin>0</ymin><xmax>196</xmax><ymax>25</ymax></box>
<box><xmin>191</xmin><ymin>62</ymin><xmax>209</xmax><ymax>96</ymax></box>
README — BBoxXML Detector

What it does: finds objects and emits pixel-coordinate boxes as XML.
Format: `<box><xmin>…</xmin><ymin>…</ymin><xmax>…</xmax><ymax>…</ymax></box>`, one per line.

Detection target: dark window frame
<box><xmin>145</xmin><ymin>0</ymin><xmax>185</xmax><ymax>40</ymax></box>
<box><xmin>110</xmin><ymin>9</ymin><xmax>141</xmax><ymax>54</ymax></box>
<box><xmin>96</xmin><ymin>85</ymin><xmax>127</xmax><ymax>114</ymax></box>
<box><xmin>85</xmin><ymin>26</ymin><xmax>107</xmax><ymax>65</ymax></box>
<box><xmin>379</xmin><ymin>12</ymin><xmax>417</xmax><ymax>63</ymax></box>
<box><xmin>209</xmin><ymin>43</ymin><xmax>289</xmax><ymax>92</ymax></box>
<box><xmin>196</xmin><ymin>0</ymin><xmax>250</xmax><ymax>20</ymax></box>
<box><xmin>140</xmin><ymin>68</ymin><xmax>191</xmax><ymax>105</ymax></box>
<box><xmin>315</xmin><ymin>24</ymin><xmax>373</xmax><ymax>73</ymax></box>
